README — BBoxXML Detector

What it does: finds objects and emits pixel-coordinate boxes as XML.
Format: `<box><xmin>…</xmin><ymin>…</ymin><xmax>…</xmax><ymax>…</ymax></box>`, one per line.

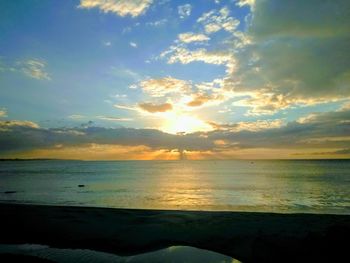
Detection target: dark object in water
<box><xmin>78</xmin><ymin>185</ymin><xmax>85</xmax><ymax>188</ymax></box>
<box><xmin>4</xmin><ymin>191</ymin><xmax>16</xmax><ymax>194</ymax></box>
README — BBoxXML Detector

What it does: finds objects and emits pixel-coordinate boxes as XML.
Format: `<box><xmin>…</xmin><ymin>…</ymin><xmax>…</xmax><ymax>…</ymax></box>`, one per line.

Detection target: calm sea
<box><xmin>0</xmin><ymin>160</ymin><xmax>349</xmax><ymax>214</ymax></box>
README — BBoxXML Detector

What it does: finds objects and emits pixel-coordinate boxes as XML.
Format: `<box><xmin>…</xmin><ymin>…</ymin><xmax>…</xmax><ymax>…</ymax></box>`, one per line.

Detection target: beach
<box><xmin>0</xmin><ymin>203</ymin><xmax>349</xmax><ymax>262</ymax></box>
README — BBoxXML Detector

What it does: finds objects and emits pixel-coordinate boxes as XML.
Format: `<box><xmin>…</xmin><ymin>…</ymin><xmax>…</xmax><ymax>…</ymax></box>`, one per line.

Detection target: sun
<box><xmin>161</xmin><ymin>113</ymin><xmax>213</xmax><ymax>134</ymax></box>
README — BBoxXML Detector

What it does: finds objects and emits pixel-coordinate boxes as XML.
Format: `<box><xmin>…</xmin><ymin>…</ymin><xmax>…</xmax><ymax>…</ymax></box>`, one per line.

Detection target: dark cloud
<box><xmin>208</xmin><ymin>109</ymin><xmax>350</xmax><ymax>149</ymax></box>
<box><xmin>0</xmin><ymin>109</ymin><xmax>349</xmax><ymax>156</ymax></box>
<box><xmin>0</xmin><ymin>122</ymin><xmax>214</xmax><ymax>154</ymax></box>
<box><xmin>251</xmin><ymin>0</ymin><xmax>350</xmax><ymax>38</ymax></box>
<box><xmin>227</xmin><ymin>0</ymin><xmax>350</xmax><ymax>113</ymax></box>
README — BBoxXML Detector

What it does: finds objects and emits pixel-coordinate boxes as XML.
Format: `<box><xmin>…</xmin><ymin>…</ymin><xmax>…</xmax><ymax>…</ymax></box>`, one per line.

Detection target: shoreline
<box><xmin>1</xmin><ymin>200</ymin><xmax>349</xmax><ymax>215</ymax></box>
<box><xmin>0</xmin><ymin>203</ymin><xmax>349</xmax><ymax>262</ymax></box>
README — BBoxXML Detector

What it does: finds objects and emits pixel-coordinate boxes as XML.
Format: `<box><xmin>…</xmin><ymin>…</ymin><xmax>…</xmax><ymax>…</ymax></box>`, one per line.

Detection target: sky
<box><xmin>0</xmin><ymin>0</ymin><xmax>349</xmax><ymax>160</ymax></box>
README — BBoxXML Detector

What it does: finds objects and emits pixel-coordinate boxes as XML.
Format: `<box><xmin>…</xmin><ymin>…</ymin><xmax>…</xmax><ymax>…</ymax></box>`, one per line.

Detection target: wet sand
<box><xmin>0</xmin><ymin>203</ymin><xmax>349</xmax><ymax>262</ymax></box>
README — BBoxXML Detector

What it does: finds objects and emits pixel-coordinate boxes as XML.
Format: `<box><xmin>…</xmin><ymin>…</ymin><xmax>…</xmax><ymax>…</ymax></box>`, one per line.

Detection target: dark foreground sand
<box><xmin>0</xmin><ymin>204</ymin><xmax>349</xmax><ymax>262</ymax></box>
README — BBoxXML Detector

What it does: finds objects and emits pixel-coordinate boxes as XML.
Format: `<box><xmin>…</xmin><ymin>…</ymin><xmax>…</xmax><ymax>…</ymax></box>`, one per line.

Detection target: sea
<box><xmin>0</xmin><ymin>160</ymin><xmax>349</xmax><ymax>214</ymax></box>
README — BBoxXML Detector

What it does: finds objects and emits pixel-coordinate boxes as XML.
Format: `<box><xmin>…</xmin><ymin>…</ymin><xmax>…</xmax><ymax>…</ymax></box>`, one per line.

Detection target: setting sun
<box><xmin>161</xmin><ymin>113</ymin><xmax>213</xmax><ymax>134</ymax></box>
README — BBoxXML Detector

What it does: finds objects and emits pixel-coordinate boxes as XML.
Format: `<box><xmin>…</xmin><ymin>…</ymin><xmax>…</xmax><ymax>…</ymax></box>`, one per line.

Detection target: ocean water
<box><xmin>0</xmin><ymin>160</ymin><xmax>349</xmax><ymax>214</ymax></box>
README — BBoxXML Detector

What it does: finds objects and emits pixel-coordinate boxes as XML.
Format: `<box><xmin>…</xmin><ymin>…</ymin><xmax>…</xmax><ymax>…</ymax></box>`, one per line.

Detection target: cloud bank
<box><xmin>1</xmin><ymin>108</ymin><xmax>349</xmax><ymax>158</ymax></box>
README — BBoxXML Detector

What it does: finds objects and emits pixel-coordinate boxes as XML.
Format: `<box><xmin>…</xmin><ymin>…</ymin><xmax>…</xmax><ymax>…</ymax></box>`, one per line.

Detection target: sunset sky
<box><xmin>0</xmin><ymin>0</ymin><xmax>349</xmax><ymax>159</ymax></box>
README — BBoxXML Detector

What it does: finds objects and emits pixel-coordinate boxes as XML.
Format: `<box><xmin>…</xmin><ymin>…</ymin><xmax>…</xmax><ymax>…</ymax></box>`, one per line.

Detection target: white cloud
<box><xmin>235</xmin><ymin>0</ymin><xmax>255</xmax><ymax>8</ymax></box>
<box><xmin>161</xmin><ymin>46</ymin><xmax>235</xmax><ymax>73</ymax></box>
<box><xmin>21</xmin><ymin>59</ymin><xmax>51</xmax><ymax>80</ymax></box>
<box><xmin>114</xmin><ymin>104</ymin><xmax>138</xmax><ymax>111</ymax></box>
<box><xmin>103</xmin><ymin>41</ymin><xmax>112</xmax><ymax>46</ymax></box>
<box><xmin>130</xmin><ymin>42</ymin><xmax>138</xmax><ymax>48</ymax></box>
<box><xmin>110</xmin><ymin>67</ymin><xmax>141</xmax><ymax>81</ymax></box>
<box><xmin>178</xmin><ymin>32</ymin><xmax>210</xmax><ymax>43</ymax></box>
<box><xmin>129</xmin><ymin>84</ymin><xmax>138</xmax><ymax>89</ymax></box>
<box><xmin>178</xmin><ymin>4</ymin><xmax>192</xmax><ymax>19</ymax></box>
<box><xmin>139</xmin><ymin>77</ymin><xmax>191</xmax><ymax>97</ymax></box>
<box><xmin>78</xmin><ymin>0</ymin><xmax>153</xmax><ymax>17</ymax></box>
<box><xmin>197</xmin><ymin>7</ymin><xmax>240</xmax><ymax>34</ymax></box>
<box><xmin>146</xmin><ymin>19</ymin><xmax>167</xmax><ymax>27</ymax></box>
<box><xmin>204</xmin><ymin>24</ymin><xmax>221</xmax><ymax>34</ymax></box>
<box><xmin>113</xmin><ymin>94</ymin><xmax>128</xmax><ymax>99</ymax></box>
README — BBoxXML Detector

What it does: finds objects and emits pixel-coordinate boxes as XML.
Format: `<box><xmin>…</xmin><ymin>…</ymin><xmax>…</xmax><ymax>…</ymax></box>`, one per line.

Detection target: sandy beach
<box><xmin>0</xmin><ymin>203</ymin><xmax>349</xmax><ymax>262</ymax></box>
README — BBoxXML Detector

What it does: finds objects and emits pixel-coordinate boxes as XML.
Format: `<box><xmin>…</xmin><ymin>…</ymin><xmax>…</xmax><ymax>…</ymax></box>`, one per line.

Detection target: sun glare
<box><xmin>161</xmin><ymin>114</ymin><xmax>213</xmax><ymax>134</ymax></box>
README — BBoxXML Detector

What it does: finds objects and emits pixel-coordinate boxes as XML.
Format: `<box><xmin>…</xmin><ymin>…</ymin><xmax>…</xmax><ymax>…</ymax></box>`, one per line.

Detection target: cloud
<box><xmin>332</xmin><ymin>148</ymin><xmax>350</xmax><ymax>154</ymax></box>
<box><xmin>129</xmin><ymin>42</ymin><xmax>137</xmax><ymax>48</ymax></box>
<box><xmin>103</xmin><ymin>41</ymin><xmax>112</xmax><ymax>46</ymax></box>
<box><xmin>114</xmin><ymin>104</ymin><xmax>138</xmax><ymax>111</ymax></box>
<box><xmin>78</xmin><ymin>0</ymin><xmax>153</xmax><ymax>17</ymax></box>
<box><xmin>162</xmin><ymin>46</ymin><xmax>234</xmax><ymax>68</ymax></box>
<box><xmin>186</xmin><ymin>93</ymin><xmax>224</xmax><ymax>107</ymax></box>
<box><xmin>235</xmin><ymin>0</ymin><xmax>255</xmax><ymax>8</ymax></box>
<box><xmin>0</xmin><ymin>108</ymin><xmax>7</xmax><ymax>118</ymax></box>
<box><xmin>0</xmin><ymin>123</ymin><xmax>214</xmax><ymax>154</ymax></box>
<box><xmin>0</xmin><ymin>57</ymin><xmax>51</xmax><ymax>80</ymax></box>
<box><xmin>209</xmin><ymin>119</ymin><xmax>284</xmax><ymax>132</ymax></box>
<box><xmin>139</xmin><ymin>77</ymin><xmax>191</xmax><ymax>97</ymax></box>
<box><xmin>109</xmin><ymin>67</ymin><xmax>142</xmax><ymax>81</ymax></box>
<box><xmin>146</xmin><ymin>19</ymin><xmax>167</xmax><ymax>27</ymax></box>
<box><xmin>112</xmin><ymin>93</ymin><xmax>128</xmax><ymax>99</ymax></box>
<box><xmin>0</xmin><ymin>120</ymin><xmax>39</xmax><ymax>131</ymax></box>
<box><xmin>68</xmin><ymin>114</ymin><xmax>86</xmax><ymax>120</ymax></box>
<box><xmin>178</xmin><ymin>33</ymin><xmax>210</xmax><ymax>43</ymax></box>
<box><xmin>178</xmin><ymin>4</ymin><xmax>192</xmax><ymax>19</ymax></box>
<box><xmin>187</xmin><ymin>94</ymin><xmax>212</xmax><ymax>107</ymax></box>
<box><xmin>250</xmin><ymin>0</ymin><xmax>349</xmax><ymax>39</ymax></box>
<box><xmin>340</xmin><ymin>101</ymin><xmax>350</xmax><ymax>111</ymax></box>
<box><xmin>293</xmin><ymin>148</ymin><xmax>350</xmax><ymax>157</ymax></box>
<box><xmin>138</xmin><ymin>102</ymin><xmax>173</xmax><ymax>113</ymax></box>
<box><xmin>15</xmin><ymin>144</ymin><xmax>184</xmax><ymax>161</ymax></box>
<box><xmin>225</xmin><ymin>0</ymin><xmax>350</xmax><ymax>112</ymax></box>
<box><xmin>97</xmin><ymin>116</ymin><xmax>133</xmax><ymax>121</ymax></box>
<box><xmin>208</xmin><ymin>107</ymin><xmax>350</xmax><ymax>153</ymax></box>
<box><xmin>21</xmin><ymin>59</ymin><xmax>51</xmax><ymax>80</ymax></box>
<box><xmin>197</xmin><ymin>7</ymin><xmax>240</xmax><ymax>34</ymax></box>
<box><xmin>232</xmin><ymin>92</ymin><xmax>316</xmax><ymax>116</ymax></box>
<box><xmin>0</xmin><ymin>108</ymin><xmax>349</xmax><ymax>158</ymax></box>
